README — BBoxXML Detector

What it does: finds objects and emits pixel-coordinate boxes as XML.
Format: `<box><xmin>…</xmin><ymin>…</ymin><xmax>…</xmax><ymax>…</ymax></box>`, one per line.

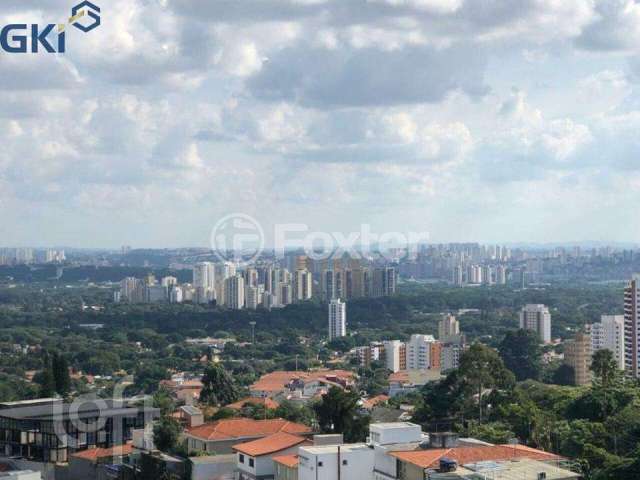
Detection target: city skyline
<box><xmin>2</xmin><ymin>1</ymin><xmax>640</xmax><ymax>247</ymax></box>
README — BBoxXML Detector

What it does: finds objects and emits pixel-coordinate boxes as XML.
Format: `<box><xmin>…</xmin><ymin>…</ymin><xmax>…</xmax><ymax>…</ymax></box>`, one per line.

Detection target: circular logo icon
<box><xmin>210</xmin><ymin>213</ymin><xmax>265</xmax><ymax>266</ymax></box>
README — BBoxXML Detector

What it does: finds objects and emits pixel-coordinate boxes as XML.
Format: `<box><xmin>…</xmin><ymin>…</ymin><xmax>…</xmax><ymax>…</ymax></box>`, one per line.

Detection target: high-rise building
<box><xmin>293</xmin><ymin>269</ymin><xmax>313</xmax><ymax>302</ymax></box>
<box><xmin>322</xmin><ymin>270</ymin><xmax>337</xmax><ymax>301</ymax></box>
<box><xmin>245</xmin><ymin>285</ymin><xmax>262</xmax><ymax>310</ymax></box>
<box><xmin>382</xmin><ymin>340</ymin><xmax>405</xmax><ymax>373</ymax></box>
<box><xmin>224</xmin><ymin>275</ymin><xmax>245</xmax><ymax>310</ymax></box>
<box><xmin>406</xmin><ymin>334</ymin><xmax>440</xmax><ymax>370</ymax></box>
<box><xmin>496</xmin><ymin>265</ymin><xmax>507</xmax><ymax>285</ymax></box>
<box><xmin>119</xmin><ymin>277</ymin><xmax>145</xmax><ymax>303</ymax></box>
<box><xmin>193</xmin><ymin>262</ymin><xmax>216</xmax><ymax>304</ymax></box>
<box><xmin>280</xmin><ymin>283</ymin><xmax>293</xmax><ymax>306</ymax></box>
<box><xmin>372</xmin><ymin>267</ymin><xmax>396</xmax><ymax>297</ymax></box>
<box><xmin>520</xmin><ymin>304</ymin><xmax>552</xmax><ymax>344</ymax></box>
<box><xmin>438</xmin><ymin>314</ymin><xmax>460</xmax><ymax>341</ymax></box>
<box><xmin>624</xmin><ymin>276</ymin><xmax>640</xmax><ymax>377</ymax></box>
<box><xmin>588</xmin><ymin>315</ymin><xmax>625</xmax><ymax>371</ymax></box>
<box><xmin>328</xmin><ymin>299</ymin><xmax>347</xmax><ymax>341</ymax></box>
<box><xmin>565</xmin><ymin>331</ymin><xmax>592</xmax><ymax>386</ymax></box>
<box><xmin>453</xmin><ymin>266</ymin><xmax>464</xmax><ymax>286</ymax></box>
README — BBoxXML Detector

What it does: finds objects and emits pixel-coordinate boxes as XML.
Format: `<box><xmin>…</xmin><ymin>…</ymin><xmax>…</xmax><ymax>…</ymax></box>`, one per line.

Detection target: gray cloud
<box><xmin>248</xmin><ymin>43</ymin><xmax>488</xmax><ymax>107</ymax></box>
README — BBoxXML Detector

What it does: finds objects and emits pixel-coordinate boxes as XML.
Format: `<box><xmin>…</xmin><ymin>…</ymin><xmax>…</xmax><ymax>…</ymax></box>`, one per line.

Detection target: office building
<box><xmin>0</xmin><ymin>399</ymin><xmax>158</xmax><ymax>464</ymax></box>
<box><xmin>519</xmin><ymin>304</ymin><xmax>552</xmax><ymax>344</ymax></box>
<box><xmin>328</xmin><ymin>299</ymin><xmax>346</xmax><ymax>341</ymax></box>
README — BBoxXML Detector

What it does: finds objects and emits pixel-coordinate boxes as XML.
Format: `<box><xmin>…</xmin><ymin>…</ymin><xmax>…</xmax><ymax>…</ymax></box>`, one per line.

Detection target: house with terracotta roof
<box><xmin>249</xmin><ymin>370</ymin><xmax>356</xmax><ymax>401</ymax></box>
<box><xmin>273</xmin><ymin>454</ymin><xmax>299</xmax><ymax>480</ymax></box>
<box><xmin>184</xmin><ymin>418</ymin><xmax>313</xmax><ymax>455</ymax></box>
<box><xmin>234</xmin><ymin>432</ymin><xmax>311</xmax><ymax>480</ymax></box>
<box><xmin>227</xmin><ymin>397</ymin><xmax>280</xmax><ymax>411</ymax></box>
<box><xmin>390</xmin><ymin>444</ymin><xmax>577</xmax><ymax>480</ymax></box>
<box><xmin>64</xmin><ymin>444</ymin><xmax>133</xmax><ymax>480</ymax></box>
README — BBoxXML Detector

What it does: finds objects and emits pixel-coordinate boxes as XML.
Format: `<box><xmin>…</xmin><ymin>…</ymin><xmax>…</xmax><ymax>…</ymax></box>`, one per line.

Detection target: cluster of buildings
<box><xmin>558</xmin><ymin>274</ymin><xmax>640</xmax><ymax>385</ymax></box>
<box><xmin>185</xmin><ymin>419</ymin><xmax>578</xmax><ymax>480</ymax></box>
<box><xmin>0</xmin><ymin>248</ymin><xmax>66</xmax><ymax>266</ymax></box>
<box><xmin>451</xmin><ymin>264</ymin><xmax>508</xmax><ymax>287</ymax></box>
<box><xmin>116</xmin><ymin>257</ymin><xmax>397</xmax><ymax>311</ymax></box>
<box><xmin>352</xmin><ymin>315</ymin><xmax>467</xmax><ymax>387</ymax></box>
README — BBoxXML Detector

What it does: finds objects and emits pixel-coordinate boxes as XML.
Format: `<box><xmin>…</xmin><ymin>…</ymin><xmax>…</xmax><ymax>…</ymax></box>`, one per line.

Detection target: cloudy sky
<box><xmin>2</xmin><ymin>0</ymin><xmax>640</xmax><ymax>248</ymax></box>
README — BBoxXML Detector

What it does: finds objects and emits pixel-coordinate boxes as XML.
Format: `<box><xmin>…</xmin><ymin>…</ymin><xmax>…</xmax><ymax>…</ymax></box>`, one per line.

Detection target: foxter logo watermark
<box><xmin>209</xmin><ymin>214</ymin><xmax>429</xmax><ymax>264</ymax></box>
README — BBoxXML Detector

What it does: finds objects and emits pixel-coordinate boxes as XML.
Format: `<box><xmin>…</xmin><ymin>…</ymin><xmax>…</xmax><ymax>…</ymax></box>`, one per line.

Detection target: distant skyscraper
<box><xmin>624</xmin><ymin>276</ymin><xmax>640</xmax><ymax>377</ymax></box>
<box><xmin>245</xmin><ymin>285</ymin><xmax>262</xmax><ymax>310</ymax></box>
<box><xmin>438</xmin><ymin>314</ymin><xmax>460</xmax><ymax>341</ymax></box>
<box><xmin>328</xmin><ymin>299</ymin><xmax>347</xmax><ymax>341</ymax></box>
<box><xmin>589</xmin><ymin>315</ymin><xmax>625</xmax><ymax>371</ymax></box>
<box><xmin>496</xmin><ymin>265</ymin><xmax>507</xmax><ymax>285</ymax></box>
<box><xmin>193</xmin><ymin>262</ymin><xmax>216</xmax><ymax>303</ymax></box>
<box><xmin>293</xmin><ymin>269</ymin><xmax>313</xmax><ymax>302</ymax></box>
<box><xmin>224</xmin><ymin>275</ymin><xmax>245</xmax><ymax>310</ymax></box>
<box><xmin>372</xmin><ymin>267</ymin><xmax>397</xmax><ymax>297</ymax></box>
<box><xmin>519</xmin><ymin>304</ymin><xmax>552</xmax><ymax>344</ymax></box>
<box><xmin>453</xmin><ymin>265</ymin><xmax>464</xmax><ymax>286</ymax></box>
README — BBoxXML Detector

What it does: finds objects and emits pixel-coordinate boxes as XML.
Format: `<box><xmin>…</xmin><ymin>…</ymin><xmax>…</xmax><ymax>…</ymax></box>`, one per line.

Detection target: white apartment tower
<box><xmin>328</xmin><ymin>298</ymin><xmax>347</xmax><ymax>341</ymax></box>
<box><xmin>383</xmin><ymin>340</ymin><xmax>405</xmax><ymax>373</ymax></box>
<box><xmin>520</xmin><ymin>304</ymin><xmax>552</xmax><ymax>344</ymax></box>
<box><xmin>293</xmin><ymin>269</ymin><xmax>313</xmax><ymax>302</ymax></box>
<box><xmin>624</xmin><ymin>276</ymin><xmax>640</xmax><ymax>377</ymax></box>
<box><xmin>589</xmin><ymin>315</ymin><xmax>625</xmax><ymax>371</ymax></box>
<box><xmin>406</xmin><ymin>334</ymin><xmax>438</xmax><ymax>370</ymax></box>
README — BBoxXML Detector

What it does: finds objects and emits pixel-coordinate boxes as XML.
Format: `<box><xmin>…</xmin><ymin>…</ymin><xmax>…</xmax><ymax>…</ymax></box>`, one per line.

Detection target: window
<box><xmin>239</xmin><ymin>454</ymin><xmax>245</xmax><ymax>464</ymax></box>
<box><xmin>249</xmin><ymin>458</ymin><xmax>255</xmax><ymax>468</ymax></box>
<box><xmin>342</xmin><ymin>460</ymin><xmax>348</xmax><ymax>465</ymax></box>
<box><xmin>318</xmin><ymin>461</ymin><xmax>323</xmax><ymax>467</ymax></box>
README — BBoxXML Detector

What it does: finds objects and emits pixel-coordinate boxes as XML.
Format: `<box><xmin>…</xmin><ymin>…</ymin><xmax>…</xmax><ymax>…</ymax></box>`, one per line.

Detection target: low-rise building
<box><xmin>185</xmin><ymin>418</ymin><xmax>313</xmax><ymax>455</ymax></box>
<box><xmin>298</xmin><ymin>443</ymin><xmax>375</xmax><ymax>480</ymax></box>
<box><xmin>234</xmin><ymin>432</ymin><xmax>311</xmax><ymax>480</ymax></box>
<box><xmin>249</xmin><ymin>370</ymin><xmax>356</xmax><ymax>400</ymax></box>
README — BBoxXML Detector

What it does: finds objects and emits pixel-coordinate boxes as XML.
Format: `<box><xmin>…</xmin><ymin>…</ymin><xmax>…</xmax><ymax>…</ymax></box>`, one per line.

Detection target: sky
<box><xmin>2</xmin><ymin>0</ymin><xmax>640</xmax><ymax>248</ymax></box>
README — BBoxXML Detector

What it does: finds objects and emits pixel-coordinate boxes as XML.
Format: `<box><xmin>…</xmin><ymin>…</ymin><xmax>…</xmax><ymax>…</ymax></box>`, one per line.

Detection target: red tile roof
<box><xmin>233</xmin><ymin>432</ymin><xmax>309</xmax><ymax>457</ymax></box>
<box><xmin>250</xmin><ymin>370</ymin><xmax>356</xmax><ymax>394</ymax></box>
<box><xmin>362</xmin><ymin>394</ymin><xmax>389</xmax><ymax>410</ymax></box>
<box><xmin>273</xmin><ymin>454</ymin><xmax>300</xmax><ymax>468</ymax></box>
<box><xmin>71</xmin><ymin>444</ymin><xmax>134</xmax><ymax>462</ymax></box>
<box><xmin>186</xmin><ymin>418</ymin><xmax>312</xmax><ymax>441</ymax></box>
<box><xmin>227</xmin><ymin>397</ymin><xmax>280</xmax><ymax>411</ymax></box>
<box><xmin>391</xmin><ymin>445</ymin><xmax>561</xmax><ymax>469</ymax></box>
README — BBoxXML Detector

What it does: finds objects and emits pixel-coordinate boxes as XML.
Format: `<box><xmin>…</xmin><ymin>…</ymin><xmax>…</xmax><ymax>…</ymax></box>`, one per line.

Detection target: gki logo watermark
<box><xmin>0</xmin><ymin>1</ymin><xmax>100</xmax><ymax>54</ymax></box>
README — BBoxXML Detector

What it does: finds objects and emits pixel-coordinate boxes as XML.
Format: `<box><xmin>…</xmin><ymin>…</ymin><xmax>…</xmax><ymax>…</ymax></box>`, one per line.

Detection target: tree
<box><xmin>457</xmin><ymin>344</ymin><xmax>515</xmax><ymax>422</ymax></box>
<box><xmin>498</xmin><ymin>330</ymin><xmax>542</xmax><ymax>381</ymax></box>
<box><xmin>313</xmin><ymin>387</ymin><xmax>369</xmax><ymax>442</ymax></box>
<box><xmin>553</xmin><ymin>364</ymin><xmax>575</xmax><ymax>386</ymax></box>
<box><xmin>38</xmin><ymin>366</ymin><xmax>56</xmax><ymax>398</ymax></box>
<box><xmin>52</xmin><ymin>352</ymin><xmax>71</xmax><ymax>396</ymax></box>
<box><xmin>153</xmin><ymin>388</ymin><xmax>176</xmax><ymax>418</ymax></box>
<box><xmin>591</xmin><ymin>349</ymin><xmax>620</xmax><ymax>389</ymax></box>
<box><xmin>153</xmin><ymin>417</ymin><xmax>182</xmax><ymax>453</ymax></box>
<box><xmin>200</xmin><ymin>363</ymin><xmax>239</xmax><ymax>406</ymax></box>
